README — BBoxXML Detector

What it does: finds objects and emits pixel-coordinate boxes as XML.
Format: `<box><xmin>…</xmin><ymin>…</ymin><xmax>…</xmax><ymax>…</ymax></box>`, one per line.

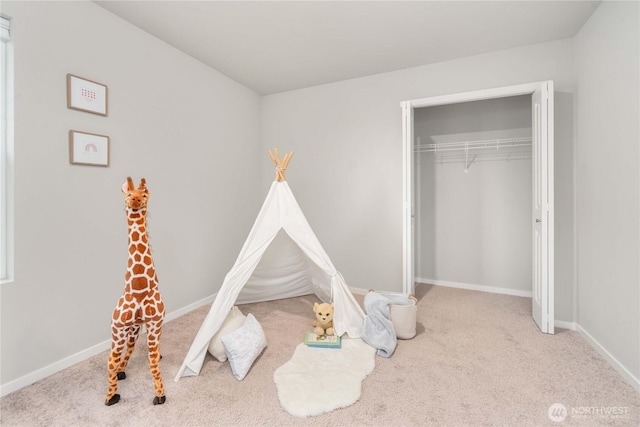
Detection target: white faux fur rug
<box><xmin>273</xmin><ymin>338</ymin><xmax>376</xmax><ymax>418</ymax></box>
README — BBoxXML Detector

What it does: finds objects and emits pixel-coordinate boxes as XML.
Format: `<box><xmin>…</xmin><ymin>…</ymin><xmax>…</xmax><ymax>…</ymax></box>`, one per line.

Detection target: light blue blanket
<box><xmin>361</xmin><ymin>292</ymin><xmax>397</xmax><ymax>358</ymax></box>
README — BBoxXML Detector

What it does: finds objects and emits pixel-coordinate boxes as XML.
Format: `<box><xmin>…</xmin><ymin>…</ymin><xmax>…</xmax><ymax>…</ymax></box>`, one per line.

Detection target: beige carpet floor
<box><xmin>1</xmin><ymin>284</ymin><xmax>638</xmax><ymax>426</ymax></box>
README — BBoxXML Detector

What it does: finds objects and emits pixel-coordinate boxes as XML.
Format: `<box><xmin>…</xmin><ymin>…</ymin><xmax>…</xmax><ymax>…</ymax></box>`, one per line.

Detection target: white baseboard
<box><xmin>419</xmin><ymin>277</ymin><xmax>533</xmax><ymax>298</ymax></box>
<box><xmin>0</xmin><ymin>339</ymin><xmax>111</xmax><ymax>397</ymax></box>
<box><xmin>577</xmin><ymin>324</ymin><xmax>640</xmax><ymax>392</ymax></box>
<box><xmin>165</xmin><ymin>292</ymin><xmax>217</xmax><ymax>322</ymax></box>
<box><xmin>0</xmin><ymin>293</ymin><xmax>218</xmax><ymax>398</ymax></box>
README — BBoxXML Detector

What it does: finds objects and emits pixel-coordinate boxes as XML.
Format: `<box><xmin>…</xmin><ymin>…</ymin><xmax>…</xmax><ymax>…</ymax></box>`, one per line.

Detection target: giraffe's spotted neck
<box><xmin>124</xmin><ymin>206</ymin><xmax>156</xmax><ymax>293</ymax></box>
<box><xmin>126</xmin><ymin>207</ymin><xmax>149</xmax><ymax>245</ymax></box>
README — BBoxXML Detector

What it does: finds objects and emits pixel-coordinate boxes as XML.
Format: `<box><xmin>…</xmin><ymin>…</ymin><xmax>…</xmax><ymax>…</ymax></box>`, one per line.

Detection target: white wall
<box><xmin>262</xmin><ymin>39</ymin><xmax>575</xmax><ymax>321</ymax></box>
<box><xmin>575</xmin><ymin>1</ymin><xmax>639</xmax><ymax>383</ymax></box>
<box><xmin>0</xmin><ymin>1</ymin><xmax>262</xmax><ymax>389</ymax></box>
<box><xmin>414</xmin><ymin>96</ymin><xmax>532</xmax><ymax>294</ymax></box>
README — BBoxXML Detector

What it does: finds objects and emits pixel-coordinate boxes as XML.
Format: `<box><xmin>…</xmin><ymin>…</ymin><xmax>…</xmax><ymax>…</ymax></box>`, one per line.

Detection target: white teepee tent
<box><xmin>175</xmin><ymin>150</ymin><xmax>366</xmax><ymax>380</ymax></box>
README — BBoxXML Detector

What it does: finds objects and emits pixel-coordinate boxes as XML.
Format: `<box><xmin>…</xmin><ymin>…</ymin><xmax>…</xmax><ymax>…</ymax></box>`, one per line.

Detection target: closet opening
<box><xmin>401</xmin><ymin>82</ymin><xmax>554</xmax><ymax>334</ymax></box>
<box><xmin>415</xmin><ymin>95</ymin><xmax>532</xmax><ymax>297</ymax></box>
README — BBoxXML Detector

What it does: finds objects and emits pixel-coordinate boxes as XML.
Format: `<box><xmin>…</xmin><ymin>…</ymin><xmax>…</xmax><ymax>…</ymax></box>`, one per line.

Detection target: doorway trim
<box><xmin>401</xmin><ymin>81</ymin><xmax>554</xmax><ymax>333</ymax></box>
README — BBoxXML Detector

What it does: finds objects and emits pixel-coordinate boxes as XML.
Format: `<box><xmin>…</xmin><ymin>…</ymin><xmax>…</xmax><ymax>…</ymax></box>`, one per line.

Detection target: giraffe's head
<box><xmin>121</xmin><ymin>177</ymin><xmax>149</xmax><ymax>210</ymax></box>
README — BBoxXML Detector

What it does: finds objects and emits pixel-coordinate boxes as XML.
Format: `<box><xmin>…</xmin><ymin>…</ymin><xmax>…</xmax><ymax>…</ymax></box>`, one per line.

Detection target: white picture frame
<box><xmin>69</xmin><ymin>130</ymin><xmax>110</xmax><ymax>167</ymax></box>
<box><xmin>66</xmin><ymin>74</ymin><xmax>108</xmax><ymax>116</ymax></box>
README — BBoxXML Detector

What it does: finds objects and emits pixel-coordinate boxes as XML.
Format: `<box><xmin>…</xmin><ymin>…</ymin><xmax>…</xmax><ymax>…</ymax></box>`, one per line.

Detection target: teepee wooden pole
<box><xmin>283</xmin><ymin>152</ymin><xmax>294</xmax><ymax>169</ymax></box>
<box><xmin>268</xmin><ymin>150</ymin><xmax>277</xmax><ymax>167</ymax></box>
<box><xmin>268</xmin><ymin>148</ymin><xmax>294</xmax><ymax>182</ymax></box>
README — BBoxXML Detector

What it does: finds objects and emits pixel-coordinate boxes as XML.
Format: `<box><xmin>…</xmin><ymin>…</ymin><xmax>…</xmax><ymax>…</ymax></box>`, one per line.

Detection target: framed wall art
<box><xmin>69</xmin><ymin>130</ymin><xmax>110</xmax><ymax>167</ymax></box>
<box><xmin>66</xmin><ymin>74</ymin><xmax>108</xmax><ymax>116</ymax></box>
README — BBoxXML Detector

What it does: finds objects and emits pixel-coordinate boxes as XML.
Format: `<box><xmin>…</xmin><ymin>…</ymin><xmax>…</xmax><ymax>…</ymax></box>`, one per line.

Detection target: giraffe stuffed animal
<box><xmin>105</xmin><ymin>177</ymin><xmax>166</xmax><ymax>406</ymax></box>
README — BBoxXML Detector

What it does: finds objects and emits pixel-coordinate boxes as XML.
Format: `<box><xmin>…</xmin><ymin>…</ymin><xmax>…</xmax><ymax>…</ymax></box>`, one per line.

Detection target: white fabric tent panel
<box><xmin>237</xmin><ymin>229</ymin><xmax>315</xmax><ymax>304</ymax></box>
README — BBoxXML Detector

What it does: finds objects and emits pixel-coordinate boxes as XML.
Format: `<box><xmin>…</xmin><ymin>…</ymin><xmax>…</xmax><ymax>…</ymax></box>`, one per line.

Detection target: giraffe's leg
<box><xmin>117</xmin><ymin>324</ymin><xmax>141</xmax><ymax>380</ymax></box>
<box><xmin>146</xmin><ymin>322</ymin><xmax>165</xmax><ymax>405</ymax></box>
<box><xmin>105</xmin><ymin>331</ymin><xmax>126</xmax><ymax>406</ymax></box>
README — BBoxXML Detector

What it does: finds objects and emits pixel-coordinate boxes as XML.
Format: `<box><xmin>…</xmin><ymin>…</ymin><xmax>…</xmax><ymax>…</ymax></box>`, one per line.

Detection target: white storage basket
<box><xmin>380</xmin><ymin>292</ymin><xmax>418</xmax><ymax>339</ymax></box>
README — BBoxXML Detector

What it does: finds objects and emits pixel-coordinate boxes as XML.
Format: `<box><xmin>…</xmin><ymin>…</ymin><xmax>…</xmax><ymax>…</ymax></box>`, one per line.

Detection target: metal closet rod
<box><xmin>415</xmin><ymin>136</ymin><xmax>532</xmax><ymax>153</ymax></box>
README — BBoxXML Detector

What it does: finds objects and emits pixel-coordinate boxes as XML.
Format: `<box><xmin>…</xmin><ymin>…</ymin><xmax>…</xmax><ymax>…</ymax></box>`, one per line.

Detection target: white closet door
<box><xmin>532</xmin><ymin>81</ymin><xmax>555</xmax><ymax>334</ymax></box>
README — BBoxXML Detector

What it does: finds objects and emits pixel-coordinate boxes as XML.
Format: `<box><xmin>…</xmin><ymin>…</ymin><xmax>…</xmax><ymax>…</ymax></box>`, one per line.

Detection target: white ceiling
<box><xmin>95</xmin><ymin>1</ymin><xmax>601</xmax><ymax>95</ymax></box>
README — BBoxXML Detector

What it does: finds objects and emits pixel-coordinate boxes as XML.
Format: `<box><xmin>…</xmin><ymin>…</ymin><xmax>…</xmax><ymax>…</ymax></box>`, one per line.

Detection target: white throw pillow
<box><xmin>207</xmin><ymin>306</ymin><xmax>246</xmax><ymax>362</ymax></box>
<box><xmin>221</xmin><ymin>313</ymin><xmax>267</xmax><ymax>381</ymax></box>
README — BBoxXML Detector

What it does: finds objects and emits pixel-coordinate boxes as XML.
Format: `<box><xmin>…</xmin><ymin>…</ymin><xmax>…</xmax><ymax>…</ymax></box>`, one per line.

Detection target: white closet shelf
<box><xmin>435</xmin><ymin>151</ymin><xmax>531</xmax><ymax>163</ymax></box>
<box><xmin>416</xmin><ymin>136</ymin><xmax>532</xmax><ymax>173</ymax></box>
<box><xmin>415</xmin><ymin>136</ymin><xmax>531</xmax><ymax>153</ymax></box>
